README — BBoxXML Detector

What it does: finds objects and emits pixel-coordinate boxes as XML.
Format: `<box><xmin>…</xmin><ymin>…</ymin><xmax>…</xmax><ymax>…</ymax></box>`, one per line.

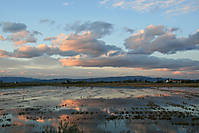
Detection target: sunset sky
<box><xmin>0</xmin><ymin>0</ymin><xmax>199</xmax><ymax>79</ymax></box>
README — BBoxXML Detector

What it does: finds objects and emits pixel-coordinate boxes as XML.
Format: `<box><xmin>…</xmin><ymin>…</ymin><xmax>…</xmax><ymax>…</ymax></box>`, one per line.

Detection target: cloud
<box><xmin>101</xmin><ymin>0</ymin><xmax>199</xmax><ymax>15</ymax></box>
<box><xmin>154</xmin><ymin>68</ymin><xmax>169</xmax><ymax>72</ymax></box>
<box><xmin>13</xmin><ymin>45</ymin><xmax>44</xmax><ymax>58</ymax></box>
<box><xmin>172</xmin><ymin>71</ymin><xmax>182</xmax><ymax>75</ymax></box>
<box><xmin>0</xmin><ymin>50</ymin><xmax>12</xmax><ymax>57</ymax></box>
<box><xmin>5</xmin><ymin>30</ymin><xmax>39</xmax><ymax>45</ymax></box>
<box><xmin>53</xmin><ymin>32</ymin><xmax>121</xmax><ymax>57</ymax></box>
<box><xmin>0</xmin><ymin>56</ymin><xmax>62</xmax><ymax>71</ymax></box>
<box><xmin>100</xmin><ymin>0</ymin><xmax>110</xmax><ymax>5</ymax></box>
<box><xmin>62</xmin><ymin>21</ymin><xmax>118</xmax><ymax>57</ymax></box>
<box><xmin>65</xmin><ymin>21</ymin><xmax>113</xmax><ymax>38</ymax></box>
<box><xmin>39</xmin><ymin>19</ymin><xmax>55</xmax><ymax>25</ymax></box>
<box><xmin>0</xmin><ymin>35</ymin><xmax>4</xmax><ymax>40</ymax></box>
<box><xmin>165</xmin><ymin>2</ymin><xmax>199</xmax><ymax>15</ymax></box>
<box><xmin>124</xmin><ymin>27</ymin><xmax>134</xmax><ymax>33</ymax></box>
<box><xmin>0</xmin><ymin>22</ymin><xmax>42</xmax><ymax>45</ymax></box>
<box><xmin>113</xmin><ymin>1</ymin><xmax>124</xmax><ymax>7</ymax></box>
<box><xmin>59</xmin><ymin>54</ymin><xmax>199</xmax><ymax>71</ymax></box>
<box><xmin>125</xmin><ymin>25</ymin><xmax>199</xmax><ymax>54</ymax></box>
<box><xmin>0</xmin><ymin>21</ymin><xmax>198</xmax><ymax>79</ymax></box>
<box><xmin>0</xmin><ymin>44</ymin><xmax>78</xmax><ymax>58</ymax></box>
<box><xmin>63</xmin><ymin>2</ymin><xmax>69</xmax><ymax>6</ymax></box>
<box><xmin>0</xmin><ymin>22</ymin><xmax>27</xmax><ymax>33</ymax></box>
<box><xmin>32</xmin><ymin>30</ymin><xmax>42</xmax><ymax>35</ymax></box>
<box><xmin>0</xmin><ymin>22</ymin><xmax>121</xmax><ymax>58</ymax></box>
<box><xmin>1</xmin><ymin>55</ymin><xmax>199</xmax><ymax>79</ymax></box>
<box><xmin>0</xmin><ymin>56</ymin><xmax>108</xmax><ymax>79</ymax></box>
<box><xmin>112</xmin><ymin>0</ymin><xmax>184</xmax><ymax>11</ymax></box>
<box><xmin>0</xmin><ymin>57</ymin><xmax>27</xmax><ymax>68</ymax></box>
<box><xmin>43</xmin><ymin>37</ymin><xmax>57</xmax><ymax>41</ymax></box>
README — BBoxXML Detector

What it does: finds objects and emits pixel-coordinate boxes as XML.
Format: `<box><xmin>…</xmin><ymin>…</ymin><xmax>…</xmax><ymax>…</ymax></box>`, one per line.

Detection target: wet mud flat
<box><xmin>0</xmin><ymin>86</ymin><xmax>199</xmax><ymax>133</ymax></box>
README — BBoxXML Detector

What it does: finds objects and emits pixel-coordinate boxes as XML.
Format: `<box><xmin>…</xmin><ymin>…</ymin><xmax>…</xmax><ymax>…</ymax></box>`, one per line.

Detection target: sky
<box><xmin>0</xmin><ymin>0</ymin><xmax>199</xmax><ymax>79</ymax></box>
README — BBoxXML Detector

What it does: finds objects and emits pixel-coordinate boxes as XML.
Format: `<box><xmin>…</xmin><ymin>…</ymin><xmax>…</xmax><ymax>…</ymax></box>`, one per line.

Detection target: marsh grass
<box><xmin>44</xmin><ymin>121</ymin><xmax>83</xmax><ymax>133</ymax></box>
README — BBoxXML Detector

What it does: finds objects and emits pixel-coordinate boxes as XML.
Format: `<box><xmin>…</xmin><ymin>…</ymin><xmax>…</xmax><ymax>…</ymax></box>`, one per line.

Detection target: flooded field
<box><xmin>0</xmin><ymin>86</ymin><xmax>199</xmax><ymax>133</ymax></box>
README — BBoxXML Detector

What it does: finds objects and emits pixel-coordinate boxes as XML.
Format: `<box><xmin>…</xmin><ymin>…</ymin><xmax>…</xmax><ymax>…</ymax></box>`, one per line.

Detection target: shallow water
<box><xmin>0</xmin><ymin>86</ymin><xmax>199</xmax><ymax>133</ymax></box>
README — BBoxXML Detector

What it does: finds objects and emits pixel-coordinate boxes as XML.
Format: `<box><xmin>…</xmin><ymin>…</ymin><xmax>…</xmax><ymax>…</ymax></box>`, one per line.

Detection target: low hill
<box><xmin>0</xmin><ymin>76</ymin><xmax>167</xmax><ymax>83</ymax></box>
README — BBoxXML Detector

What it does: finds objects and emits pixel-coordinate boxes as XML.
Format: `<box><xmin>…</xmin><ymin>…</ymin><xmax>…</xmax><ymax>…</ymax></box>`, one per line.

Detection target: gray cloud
<box><xmin>60</xmin><ymin>54</ymin><xmax>199</xmax><ymax>71</ymax></box>
<box><xmin>124</xmin><ymin>27</ymin><xmax>134</xmax><ymax>33</ymax></box>
<box><xmin>40</xmin><ymin>19</ymin><xmax>55</xmax><ymax>25</ymax></box>
<box><xmin>0</xmin><ymin>56</ymin><xmax>62</xmax><ymax>71</ymax></box>
<box><xmin>5</xmin><ymin>30</ymin><xmax>38</xmax><ymax>45</ymax></box>
<box><xmin>54</xmin><ymin>32</ymin><xmax>121</xmax><ymax>57</ymax></box>
<box><xmin>169</xmin><ymin>27</ymin><xmax>179</xmax><ymax>32</ymax></box>
<box><xmin>60</xmin><ymin>21</ymin><xmax>119</xmax><ymax>57</ymax></box>
<box><xmin>125</xmin><ymin>25</ymin><xmax>199</xmax><ymax>54</ymax></box>
<box><xmin>0</xmin><ymin>56</ymin><xmax>110</xmax><ymax>79</ymax></box>
<box><xmin>65</xmin><ymin>21</ymin><xmax>113</xmax><ymax>38</ymax></box>
<box><xmin>1</xmin><ymin>30</ymin><xmax>121</xmax><ymax>58</ymax></box>
<box><xmin>0</xmin><ymin>22</ymin><xmax>27</xmax><ymax>33</ymax></box>
<box><xmin>0</xmin><ymin>45</ymin><xmax>78</xmax><ymax>58</ymax></box>
<box><xmin>0</xmin><ymin>57</ymin><xmax>27</xmax><ymax>68</ymax></box>
<box><xmin>32</xmin><ymin>30</ymin><xmax>42</xmax><ymax>35</ymax></box>
<box><xmin>0</xmin><ymin>22</ymin><xmax>42</xmax><ymax>45</ymax></box>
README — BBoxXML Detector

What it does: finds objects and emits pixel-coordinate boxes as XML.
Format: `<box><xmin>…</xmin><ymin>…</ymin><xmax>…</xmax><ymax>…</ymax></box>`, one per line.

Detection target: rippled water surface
<box><xmin>1</xmin><ymin>86</ymin><xmax>199</xmax><ymax>133</ymax></box>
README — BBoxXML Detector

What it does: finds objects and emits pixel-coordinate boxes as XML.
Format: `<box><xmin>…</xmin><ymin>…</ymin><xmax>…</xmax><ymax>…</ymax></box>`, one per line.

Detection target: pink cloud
<box><xmin>113</xmin><ymin>1</ymin><xmax>124</xmax><ymax>7</ymax></box>
<box><xmin>19</xmin><ymin>70</ymin><xmax>27</xmax><ymax>75</ymax></box>
<box><xmin>154</xmin><ymin>68</ymin><xmax>169</xmax><ymax>71</ymax></box>
<box><xmin>6</xmin><ymin>30</ymin><xmax>37</xmax><ymax>45</ymax></box>
<box><xmin>0</xmin><ymin>50</ymin><xmax>10</xmax><ymax>57</ymax></box>
<box><xmin>88</xmin><ymin>72</ymin><xmax>92</xmax><ymax>75</ymax></box>
<box><xmin>0</xmin><ymin>35</ymin><xmax>4</xmax><ymax>40</ymax></box>
<box><xmin>59</xmin><ymin>58</ymin><xmax>80</xmax><ymax>67</ymax></box>
<box><xmin>0</xmin><ymin>70</ymin><xmax>5</xmax><ymax>73</ymax></box>
<box><xmin>14</xmin><ymin>40</ymin><xmax>28</xmax><ymax>45</ymax></box>
<box><xmin>172</xmin><ymin>71</ymin><xmax>182</xmax><ymax>75</ymax></box>
<box><xmin>53</xmin><ymin>32</ymin><xmax>120</xmax><ymax>57</ymax></box>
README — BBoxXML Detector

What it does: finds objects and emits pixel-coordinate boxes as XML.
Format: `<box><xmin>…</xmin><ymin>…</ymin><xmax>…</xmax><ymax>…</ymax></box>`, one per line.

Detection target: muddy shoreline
<box><xmin>1</xmin><ymin>82</ymin><xmax>199</xmax><ymax>89</ymax></box>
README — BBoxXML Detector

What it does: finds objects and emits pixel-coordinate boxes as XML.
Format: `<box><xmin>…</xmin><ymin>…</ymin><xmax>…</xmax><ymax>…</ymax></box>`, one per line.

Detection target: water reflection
<box><xmin>60</xmin><ymin>99</ymin><xmax>81</xmax><ymax>111</ymax></box>
<box><xmin>0</xmin><ymin>86</ymin><xmax>199</xmax><ymax>133</ymax></box>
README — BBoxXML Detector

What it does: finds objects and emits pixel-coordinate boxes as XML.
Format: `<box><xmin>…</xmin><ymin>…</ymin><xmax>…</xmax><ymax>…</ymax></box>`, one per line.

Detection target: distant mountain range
<box><xmin>0</xmin><ymin>76</ymin><xmax>169</xmax><ymax>83</ymax></box>
<box><xmin>0</xmin><ymin>77</ymin><xmax>41</xmax><ymax>83</ymax></box>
